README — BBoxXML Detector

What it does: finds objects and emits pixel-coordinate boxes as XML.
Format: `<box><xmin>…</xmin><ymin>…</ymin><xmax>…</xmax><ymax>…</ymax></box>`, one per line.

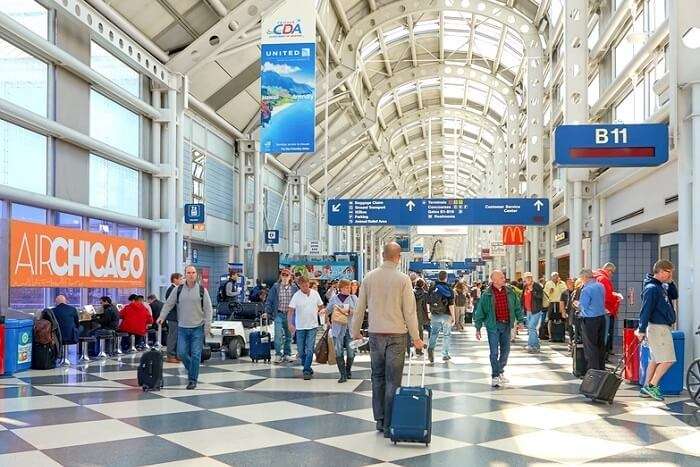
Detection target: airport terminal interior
<box><xmin>1</xmin><ymin>0</ymin><xmax>700</xmax><ymax>465</ymax></box>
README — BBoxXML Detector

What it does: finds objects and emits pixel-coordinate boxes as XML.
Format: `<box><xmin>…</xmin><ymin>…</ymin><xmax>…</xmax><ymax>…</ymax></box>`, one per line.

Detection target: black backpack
<box><xmin>428</xmin><ymin>286</ymin><xmax>449</xmax><ymax>315</ymax></box>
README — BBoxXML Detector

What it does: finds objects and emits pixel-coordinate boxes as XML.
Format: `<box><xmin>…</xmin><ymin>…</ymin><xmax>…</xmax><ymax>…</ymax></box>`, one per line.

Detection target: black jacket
<box><xmin>54</xmin><ymin>303</ymin><xmax>80</xmax><ymax>344</ymax></box>
<box><xmin>98</xmin><ymin>304</ymin><xmax>119</xmax><ymax>331</ymax></box>
<box><xmin>149</xmin><ymin>300</ymin><xmax>164</xmax><ymax>322</ymax></box>
<box><xmin>164</xmin><ymin>284</ymin><xmax>178</xmax><ymax>321</ymax></box>
<box><xmin>521</xmin><ymin>282</ymin><xmax>545</xmax><ymax>312</ymax></box>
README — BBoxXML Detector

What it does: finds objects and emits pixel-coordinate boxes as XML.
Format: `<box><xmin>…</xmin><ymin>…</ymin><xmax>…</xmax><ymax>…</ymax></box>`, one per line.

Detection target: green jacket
<box><xmin>474</xmin><ymin>285</ymin><xmax>524</xmax><ymax>332</ymax></box>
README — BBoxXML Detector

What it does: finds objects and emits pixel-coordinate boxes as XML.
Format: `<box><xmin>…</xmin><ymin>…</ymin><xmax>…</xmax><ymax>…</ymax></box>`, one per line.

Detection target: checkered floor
<box><xmin>1</xmin><ymin>326</ymin><xmax>698</xmax><ymax>466</ymax></box>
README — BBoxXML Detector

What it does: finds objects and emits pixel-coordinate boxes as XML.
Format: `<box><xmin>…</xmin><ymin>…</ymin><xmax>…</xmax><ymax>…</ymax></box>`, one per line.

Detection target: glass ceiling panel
<box><xmin>384</xmin><ymin>26</ymin><xmax>408</xmax><ymax>44</ymax></box>
<box><xmin>414</xmin><ymin>19</ymin><xmax>439</xmax><ymax>33</ymax></box>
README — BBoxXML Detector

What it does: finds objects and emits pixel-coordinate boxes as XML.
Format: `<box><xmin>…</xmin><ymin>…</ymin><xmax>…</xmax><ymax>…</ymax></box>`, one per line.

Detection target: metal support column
<box><xmin>563</xmin><ymin>0</ymin><xmax>590</xmax><ymax>277</ymax></box>
<box><xmin>237</xmin><ymin>141</ymin><xmax>248</xmax><ymax>262</ymax></box>
<box><xmin>150</xmin><ymin>89</ymin><xmax>162</xmax><ymax>293</ymax></box>
<box><xmin>254</xmin><ymin>149</ymin><xmax>263</xmax><ymax>280</ymax></box>
<box><xmin>544</xmin><ymin>227</ymin><xmax>552</xmax><ymax>278</ymax></box>
<box><xmin>299</xmin><ymin>177</ymin><xmax>308</xmax><ymax>254</ymax></box>
<box><xmin>591</xmin><ymin>195</ymin><xmax>601</xmax><ymax>270</ymax></box>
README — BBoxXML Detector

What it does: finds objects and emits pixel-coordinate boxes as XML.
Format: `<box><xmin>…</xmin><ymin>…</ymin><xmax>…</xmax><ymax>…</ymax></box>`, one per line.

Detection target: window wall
<box><xmin>0</xmin><ymin>120</ymin><xmax>47</xmax><ymax>194</ymax></box>
<box><xmin>0</xmin><ymin>1</ymin><xmax>48</xmax><ymax>39</ymax></box>
<box><xmin>0</xmin><ymin>37</ymin><xmax>48</xmax><ymax>116</ymax></box>
<box><xmin>90</xmin><ymin>90</ymin><xmax>140</xmax><ymax>156</ymax></box>
<box><xmin>90</xmin><ymin>41</ymin><xmax>140</xmax><ymax>97</ymax></box>
<box><xmin>89</xmin><ymin>154</ymin><xmax>139</xmax><ymax>216</ymax></box>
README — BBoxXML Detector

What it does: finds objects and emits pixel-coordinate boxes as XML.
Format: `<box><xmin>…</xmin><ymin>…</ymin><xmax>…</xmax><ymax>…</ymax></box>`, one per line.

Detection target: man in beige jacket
<box><xmin>352</xmin><ymin>242</ymin><xmax>424</xmax><ymax>436</ymax></box>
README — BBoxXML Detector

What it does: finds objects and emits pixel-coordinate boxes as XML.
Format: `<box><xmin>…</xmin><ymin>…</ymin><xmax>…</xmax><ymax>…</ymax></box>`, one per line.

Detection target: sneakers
<box><xmin>641</xmin><ymin>384</ymin><xmax>665</xmax><ymax>401</ymax></box>
<box><xmin>428</xmin><ymin>348</ymin><xmax>434</xmax><ymax>363</ymax></box>
<box><xmin>499</xmin><ymin>374</ymin><xmax>509</xmax><ymax>384</ymax></box>
<box><xmin>491</xmin><ymin>377</ymin><xmax>501</xmax><ymax>388</ymax></box>
<box><xmin>442</xmin><ymin>355</ymin><xmax>451</xmax><ymax>362</ymax></box>
<box><xmin>186</xmin><ymin>381</ymin><xmax>197</xmax><ymax>390</ymax></box>
<box><xmin>166</xmin><ymin>356</ymin><xmax>179</xmax><ymax>363</ymax></box>
<box><xmin>272</xmin><ymin>355</ymin><xmax>282</xmax><ymax>365</ymax></box>
<box><xmin>303</xmin><ymin>372</ymin><xmax>312</xmax><ymax>380</ymax></box>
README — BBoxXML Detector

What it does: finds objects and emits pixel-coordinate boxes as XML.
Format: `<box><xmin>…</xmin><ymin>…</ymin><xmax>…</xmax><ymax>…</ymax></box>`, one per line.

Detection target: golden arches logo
<box><xmin>502</xmin><ymin>225</ymin><xmax>525</xmax><ymax>246</ymax></box>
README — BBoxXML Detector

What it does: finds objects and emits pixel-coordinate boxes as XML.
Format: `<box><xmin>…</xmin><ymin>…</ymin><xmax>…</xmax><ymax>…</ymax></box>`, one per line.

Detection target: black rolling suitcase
<box><xmin>573</xmin><ymin>343</ymin><xmax>587</xmax><ymax>377</ymax></box>
<box><xmin>32</xmin><ymin>343</ymin><xmax>58</xmax><ymax>370</ymax></box>
<box><xmin>249</xmin><ymin>315</ymin><xmax>271</xmax><ymax>363</ymax></box>
<box><xmin>550</xmin><ymin>320</ymin><xmax>566</xmax><ymax>343</ymax></box>
<box><xmin>138</xmin><ymin>349</ymin><xmax>164</xmax><ymax>391</ymax></box>
<box><xmin>580</xmin><ymin>356</ymin><xmax>625</xmax><ymax>404</ymax></box>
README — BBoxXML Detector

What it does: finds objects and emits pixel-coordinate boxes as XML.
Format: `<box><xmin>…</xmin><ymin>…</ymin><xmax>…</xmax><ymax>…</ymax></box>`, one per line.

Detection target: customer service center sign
<box><xmin>9</xmin><ymin>220</ymin><xmax>146</xmax><ymax>288</ymax></box>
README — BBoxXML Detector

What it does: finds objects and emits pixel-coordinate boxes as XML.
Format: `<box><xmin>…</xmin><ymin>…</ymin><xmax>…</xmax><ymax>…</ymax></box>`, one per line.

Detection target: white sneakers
<box><xmin>491</xmin><ymin>374</ymin><xmax>508</xmax><ymax>388</ymax></box>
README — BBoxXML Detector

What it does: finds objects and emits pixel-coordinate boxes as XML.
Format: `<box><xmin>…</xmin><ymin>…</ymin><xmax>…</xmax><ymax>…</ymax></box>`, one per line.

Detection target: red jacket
<box><xmin>118</xmin><ymin>302</ymin><xmax>153</xmax><ymax>336</ymax></box>
<box><xmin>593</xmin><ymin>269</ymin><xmax>621</xmax><ymax>317</ymax></box>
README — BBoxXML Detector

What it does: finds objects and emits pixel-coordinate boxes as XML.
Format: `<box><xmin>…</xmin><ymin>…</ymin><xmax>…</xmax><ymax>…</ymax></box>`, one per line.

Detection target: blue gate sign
<box><xmin>327</xmin><ymin>198</ymin><xmax>549</xmax><ymax>226</ymax></box>
<box><xmin>265</xmin><ymin>229</ymin><xmax>280</xmax><ymax>245</ymax></box>
<box><xmin>184</xmin><ymin>203</ymin><xmax>205</xmax><ymax>224</ymax></box>
<box><xmin>554</xmin><ymin>123</ymin><xmax>669</xmax><ymax>167</ymax></box>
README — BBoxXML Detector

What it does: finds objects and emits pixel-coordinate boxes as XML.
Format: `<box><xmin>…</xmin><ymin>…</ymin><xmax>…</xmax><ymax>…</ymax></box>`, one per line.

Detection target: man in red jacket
<box><xmin>119</xmin><ymin>294</ymin><xmax>154</xmax><ymax>349</ymax></box>
<box><xmin>594</xmin><ymin>262</ymin><xmax>623</xmax><ymax>357</ymax></box>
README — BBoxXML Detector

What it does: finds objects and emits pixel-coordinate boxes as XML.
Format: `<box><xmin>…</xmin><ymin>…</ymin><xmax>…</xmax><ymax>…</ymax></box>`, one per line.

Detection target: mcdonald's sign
<box><xmin>502</xmin><ymin>225</ymin><xmax>526</xmax><ymax>246</ymax></box>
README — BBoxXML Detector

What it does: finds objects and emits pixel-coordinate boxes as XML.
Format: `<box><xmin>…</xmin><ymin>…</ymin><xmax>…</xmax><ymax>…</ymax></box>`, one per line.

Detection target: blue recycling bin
<box><xmin>639</xmin><ymin>330</ymin><xmax>685</xmax><ymax>395</ymax></box>
<box><xmin>3</xmin><ymin>315</ymin><xmax>34</xmax><ymax>375</ymax></box>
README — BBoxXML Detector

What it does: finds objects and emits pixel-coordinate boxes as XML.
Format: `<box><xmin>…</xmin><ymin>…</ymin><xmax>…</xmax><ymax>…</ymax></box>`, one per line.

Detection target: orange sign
<box><xmin>502</xmin><ymin>225</ymin><xmax>526</xmax><ymax>246</ymax></box>
<box><xmin>10</xmin><ymin>220</ymin><xmax>147</xmax><ymax>288</ymax></box>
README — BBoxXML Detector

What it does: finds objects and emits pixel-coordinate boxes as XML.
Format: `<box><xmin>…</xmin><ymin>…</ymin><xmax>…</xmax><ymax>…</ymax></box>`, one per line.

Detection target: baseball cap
<box><xmin>522</xmin><ymin>272</ymin><xmax>533</xmax><ymax>278</ymax></box>
<box><xmin>280</xmin><ymin>268</ymin><xmax>291</xmax><ymax>276</ymax></box>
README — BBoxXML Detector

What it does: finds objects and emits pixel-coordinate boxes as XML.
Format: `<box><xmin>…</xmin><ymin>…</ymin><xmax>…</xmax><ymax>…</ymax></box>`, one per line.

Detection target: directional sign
<box><xmin>554</xmin><ymin>123</ymin><xmax>669</xmax><ymax>167</ymax></box>
<box><xmin>265</xmin><ymin>230</ymin><xmax>279</xmax><ymax>245</ymax></box>
<box><xmin>184</xmin><ymin>203</ymin><xmax>205</xmax><ymax>224</ymax></box>
<box><xmin>327</xmin><ymin>198</ymin><xmax>549</xmax><ymax>226</ymax></box>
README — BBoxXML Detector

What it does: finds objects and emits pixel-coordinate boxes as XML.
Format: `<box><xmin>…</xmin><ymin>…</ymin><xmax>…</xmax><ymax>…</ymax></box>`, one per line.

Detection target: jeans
<box><xmin>581</xmin><ymin>315</ymin><xmax>606</xmax><ymax>371</ymax></box>
<box><xmin>486</xmin><ymin>322</ymin><xmax>511</xmax><ymax>378</ymax></box>
<box><xmin>166</xmin><ymin>320</ymin><xmax>178</xmax><ymax>357</ymax></box>
<box><xmin>428</xmin><ymin>314</ymin><xmax>452</xmax><ymax>357</ymax></box>
<box><xmin>177</xmin><ymin>325</ymin><xmax>204</xmax><ymax>383</ymax></box>
<box><xmin>296</xmin><ymin>327</ymin><xmax>318</xmax><ymax>374</ymax></box>
<box><xmin>274</xmin><ymin>312</ymin><xmax>292</xmax><ymax>357</ymax></box>
<box><xmin>333</xmin><ymin>329</ymin><xmax>354</xmax><ymax>359</ymax></box>
<box><xmin>526</xmin><ymin>311</ymin><xmax>541</xmax><ymax>350</ymax></box>
<box><xmin>369</xmin><ymin>334</ymin><xmax>406</xmax><ymax>429</ymax></box>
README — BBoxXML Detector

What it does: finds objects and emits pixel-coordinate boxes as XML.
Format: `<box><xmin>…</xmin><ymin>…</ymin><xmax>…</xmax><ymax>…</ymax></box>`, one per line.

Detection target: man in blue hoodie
<box><xmin>635</xmin><ymin>260</ymin><xmax>677</xmax><ymax>401</ymax></box>
<box><xmin>427</xmin><ymin>271</ymin><xmax>455</xmax><ymax>363</ymax></box>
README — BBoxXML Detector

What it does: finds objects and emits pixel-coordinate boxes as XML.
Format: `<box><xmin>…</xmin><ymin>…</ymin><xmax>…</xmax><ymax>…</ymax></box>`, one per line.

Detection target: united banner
<box><xmin>260</xmin><ymin>0</ymin><xmax>316</xmax><ymax>153</ymax></box>
<box><xmin>502</xmin><ymin>225</ymin><xmax>526</xmax><ymax>246</ymax></box>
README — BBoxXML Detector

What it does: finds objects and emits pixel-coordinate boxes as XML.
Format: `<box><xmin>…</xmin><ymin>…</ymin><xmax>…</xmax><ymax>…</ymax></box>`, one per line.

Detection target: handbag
<box><xmin>327</xmin><ymin>332</ymin><xmax>336</xmax><ymax>364</ymax></box>
<box><xmin>331</xmin><ymin>305</ymin><xmax>349</xmax><ymax>326</ymax></box>
<box><xmin>315</xmin><ymin>328</ymin><xmax>330</xmax><ymax>364</ymax></box>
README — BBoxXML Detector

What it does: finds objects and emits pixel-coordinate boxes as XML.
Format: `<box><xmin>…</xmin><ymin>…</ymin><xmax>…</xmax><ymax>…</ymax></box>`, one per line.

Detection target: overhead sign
<box><xmin>191</xmin><ymin>248</ymin><xmax>198</xmax><ymax>264</ymax></box>
<box><xmin>260</xmin><ymin>0</ymin><xmax>316</xmax><ymax>153</ymax></box>
<box><xmin>554</xmin><ymin>123</ymin><xmax>669</xmax><ymax>167</ymax></box>
<box><xmin>395</xmin><ymin>235</ymin><xmax>410</xmax><ymax>252</ymax></box>
<box><xmin>481</xmin><ymin>248</ymin><xmax>493</xmax><ymax>260</ymax></box>
<box><xmin>502</xmin><ymin>225</ymin><xmax>526</xmax><ymax>246</ymax></box>
<box><xmin>265</xmin><ymin>229</ymin><xmax>280</xmax><ymax>245</ymax></box>
<box><xmin>490</xmin><ymin>242</ymin><xmax>506</xmax><ymax>257</ymax></box>
<box><xmin>184</xmin><ymin>203</ymin><xmax>205</xmax><ymax>224</ymax></box>
<box><xmin>413</xmin><ymin>245</ymin><xmax>424</xmax><ymax>254</ymax></box>
<box><xmin>328</xmin><ymin>198</ymin><xmax>549</xmax><ymax>226</ymax></box>
<box><xmin>309</xmin><ymin>240</ymin><xmax>320</xmax><ymax>255</ymax></box>
<box><xmin>10</xmin><ymin>220</ymin><xmax>146</xmax><ymax>288</ymax></box>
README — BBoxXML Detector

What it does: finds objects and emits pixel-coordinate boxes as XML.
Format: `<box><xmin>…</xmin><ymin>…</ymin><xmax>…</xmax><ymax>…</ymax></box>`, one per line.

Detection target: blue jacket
<box><xmin>638</xmin><ymin>274</ymin><xmax>676</xmax><ymax>332</ymax></box>
<box><xmin>54</xmin><ymin>303</ymin><xmax>80</xmax><ymax>345</ymax></box>
<box><xmin>265</xmin><ymin>281</ymin><xmax>299</xmax><ymax>316</ymax></box>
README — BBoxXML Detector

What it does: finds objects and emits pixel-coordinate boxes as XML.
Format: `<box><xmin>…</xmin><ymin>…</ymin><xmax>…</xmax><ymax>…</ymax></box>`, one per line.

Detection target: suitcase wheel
<box><xmin>142</xmin><ymin>385</ymin><xmax>148</xmax><ymax>392</ymax></box>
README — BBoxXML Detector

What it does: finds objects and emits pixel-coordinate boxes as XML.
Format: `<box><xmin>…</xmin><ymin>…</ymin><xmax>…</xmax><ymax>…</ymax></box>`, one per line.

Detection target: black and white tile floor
<box><xmin>1</xmin><ymin>326</ymin><xmax>698</xmax><ymax>466</ymax></box>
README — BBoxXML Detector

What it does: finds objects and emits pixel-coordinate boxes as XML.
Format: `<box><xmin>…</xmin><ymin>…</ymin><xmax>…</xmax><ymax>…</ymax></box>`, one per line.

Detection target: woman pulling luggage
<box><xmin>326</xmin><ymin>279</ymin><xmax>357</xmax><ymax>383</ymax></box>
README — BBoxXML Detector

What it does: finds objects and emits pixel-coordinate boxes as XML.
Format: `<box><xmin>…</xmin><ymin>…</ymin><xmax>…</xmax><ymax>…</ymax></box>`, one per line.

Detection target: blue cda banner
<box><xmin>260</xmin><ymin>43</ymin><xmax>316</xmax><ymax>153</ymax></box>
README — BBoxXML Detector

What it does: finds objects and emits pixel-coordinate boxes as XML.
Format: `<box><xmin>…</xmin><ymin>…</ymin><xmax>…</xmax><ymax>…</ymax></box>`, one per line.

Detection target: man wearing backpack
<box><xmin>158</xmin><ymin>265</ymin><xmax>213</xmax><ymax>390</ymax></box>
<box><xmin>426</xmin><ymin>271</ymin><xmax>455</xmax><ymax>363</ymax></box>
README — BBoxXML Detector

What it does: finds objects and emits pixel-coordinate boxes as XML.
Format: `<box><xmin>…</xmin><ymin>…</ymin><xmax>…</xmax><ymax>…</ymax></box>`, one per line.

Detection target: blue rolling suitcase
<box><xmin>639</xmin><ymin>330</ymin><xmax>685</xmax><ymax>395</ymax></box>
<box><xmin>249</xmin><ymin>315</ymin><xmax>271</xmax><ymax>363</ymax></box>
<box><xmin>389</xmin><ymin>350</ymin><xmax>432</xmax><ymax>446</ymax></box>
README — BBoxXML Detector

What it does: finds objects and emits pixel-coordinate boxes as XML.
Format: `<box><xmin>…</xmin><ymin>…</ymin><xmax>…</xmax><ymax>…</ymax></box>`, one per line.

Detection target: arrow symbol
<box><xmin>331</xmin><ymin>203</ymin><xmax>341</xmax><ymax>212</ymax></box>
<box><xmin>406</xmin><ymin>200</ymin><xmax>416</xmax><ymax>212</ymax></box>
<box><xmin>534</xmin><ymin>200</ymin><xmax>544</xmax><ymax>211</ymax></box>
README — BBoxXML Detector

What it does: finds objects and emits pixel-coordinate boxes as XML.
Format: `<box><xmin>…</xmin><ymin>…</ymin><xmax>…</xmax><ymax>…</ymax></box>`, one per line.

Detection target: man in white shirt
<box><xmin>288</xmin><ymin>276</ymin><xmax>326</xmax><ymax>380</ymax></box>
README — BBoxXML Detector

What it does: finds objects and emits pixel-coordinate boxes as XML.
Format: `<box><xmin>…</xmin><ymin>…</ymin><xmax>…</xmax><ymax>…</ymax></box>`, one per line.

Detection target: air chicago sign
<box><xmin>10</xmin><ymin>220</ymin><xmax>146</xmax><ymax>288</ymax></box>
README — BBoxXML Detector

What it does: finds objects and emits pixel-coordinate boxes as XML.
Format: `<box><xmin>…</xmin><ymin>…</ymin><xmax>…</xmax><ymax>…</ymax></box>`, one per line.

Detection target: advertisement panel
<box><xmin>280</xmin><ymin>258</ymin><xmax>355</xmax><ymax>281</ymax></box>
<box><xmin>260</xmin><ymin>0</ymin><xmax>316</xmax><ymax>153</ymax></box>
<box><xmin>10</xmin><ymin>220</ymin><xmax>146</xmax><ymax>288</ymax></box>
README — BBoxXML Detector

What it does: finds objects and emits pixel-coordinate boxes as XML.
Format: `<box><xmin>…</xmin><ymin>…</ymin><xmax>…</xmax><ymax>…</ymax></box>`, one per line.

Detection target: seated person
<box><xmin>53</xmin><ymin>294</ymin><xmax>80</xmax><ymax>344</ymax></box>
<box><xmin>97</xmin><ymin>296</ymin><xmax>119</xmax><ymax>332</ymax></box>
<box><xmin>118</xmin><ymin>294</ymin><xmax>154</xmax><ymax>348</ymax></box>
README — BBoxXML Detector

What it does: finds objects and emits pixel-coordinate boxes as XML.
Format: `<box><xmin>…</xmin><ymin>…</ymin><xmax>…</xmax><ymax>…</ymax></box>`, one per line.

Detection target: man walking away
<box><xmin>453</xmin><ymin>282</ymin><xmax>469</xmax><ymax>332</ymax></box>
<box><xmin>427</xmin><ymin>270</ymin><xmax>455</xmax><ymax>362</ymax></box>
<box><xmin>594</xmin><ymin>262</ymin><xmax>623</xmax><ymax>357</ymax></box>
<box><xmin>265</xmin><ymin>269</ymin><xmax>298</xmax><ymax>364</ymax></box>
<box><xmin>576</xmin><ymin>269</ymin><xmax>606</xmax><ymax>372</ymax></box>
<box><xmin>158</xmin><ymin>266</ymin><xmax>213</xmax><ymax>389</ymax></box>
<box><xmin>636</xmin><ymin>260</ymin><xmax>677</xmax><ymax>401</ymax></box>
<box><xmin>287</xmin><ymin>276</ymin><xmax>325</xmax><ymax>380</ymax></box>
<box><xmin>164</xmin><ymin>273</ymin><xmax>183</xmax><ymax>363</ymax></box>
<box><xmin>351</xmin><ymin>242</ymin><xmax>424</xmax><ymax>437</ymax></box>
<box><xmin>474</xmin><ymin>270</ymin><xmax>523</xmax><ymax>387</ymax></box>
<box><xmin>521</xmin><ymin>272</ymin><xmax>544</xmax><ymax>353</ymax></box>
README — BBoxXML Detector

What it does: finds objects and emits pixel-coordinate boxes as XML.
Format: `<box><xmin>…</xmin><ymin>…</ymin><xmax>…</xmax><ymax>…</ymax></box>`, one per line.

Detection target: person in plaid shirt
<box><xmin>265</xmin><ymin>269</ymin><xmax>298</xmax><ymax>364</ymax></box>
<box><xmin>474</xmin><ymin>270</ymin><xmax>523</xmax><ymax>387</ymax></box>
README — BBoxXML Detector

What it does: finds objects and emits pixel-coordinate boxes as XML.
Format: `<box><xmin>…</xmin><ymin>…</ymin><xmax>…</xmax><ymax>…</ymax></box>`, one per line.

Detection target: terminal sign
<box><xmin>327</xmin><ymin>198</ymin><xmax>549</xmax><ymax>227</ymax></box>
<box><xmin>554</xmin><ymin>123</ymin><xmax>668</xmax><ymax>167</ymax></box>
